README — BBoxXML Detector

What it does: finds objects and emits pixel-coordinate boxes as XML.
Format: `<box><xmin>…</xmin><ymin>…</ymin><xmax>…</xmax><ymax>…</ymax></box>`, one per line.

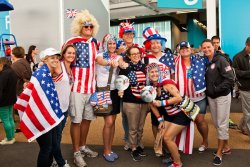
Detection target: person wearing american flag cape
<box><xmin>147</xmin><ymin>63</ymin><xmax>193</xmax><ymax>167</ymax></box>
<box><xmin>142</xmin><ymin>27</ymin><xmax>175</xmax><ymax>140</ymax></box>
<box><xmin>14</xmin><ymin>48</ymin><xmax>66</xmax><ymax>167</ymax></box>
<box><xmin>118</xmin><ymin>46</ymin><xmax>149</xmax><ymax>161</ymax></box>
<box><xmin>175</xmin><ymin>41</ymin><xmax>209</xmax><ymax>153</ymax></box>
<box><xmin>63</xmin><ymin>10</ymin><xmax>99</xmax><ymax>167</ymax></box>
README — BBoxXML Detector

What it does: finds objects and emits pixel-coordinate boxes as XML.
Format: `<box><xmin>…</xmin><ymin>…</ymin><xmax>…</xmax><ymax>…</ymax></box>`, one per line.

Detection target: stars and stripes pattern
<box><xmin>90</xmin><ymin>91</ymin><xmax>112</xmax><ymax>106</ymax></box>
<box><xmin>175</xmin><ymin>54</ymin><xmax>206</xmax><ymax>97</ymax></box>
<box><xmin>127</xmin><ymin>71</ymin><xmax>146</xmax><ymax>98</ymax></box>
<box><xmin>52</xmin><ymin>72</ymin><xmax>63</xmax><ymax>83</ymax></box>
<box><xmin>66</xmin><ymin>9</ymin><xmax>78</xmax><ymax>19</ymax></box>
<box><xmin>14</xmin><ymin>64</ymin><xmax>64</xmax><ymax>142</ymax></box>
<box><xmin>159</xmin><ymin>53</ymin><xmax>175</xmax><ymax>72</ymax></box>
<box><xmin>64</xmin><ymin>37</ymin><xmax>97</xmax><ymax>94</ymax></box>
<box><xmin>158</xmin><ymin>86</ymin><xmax>181</xmax><ymax>115</ymax></box>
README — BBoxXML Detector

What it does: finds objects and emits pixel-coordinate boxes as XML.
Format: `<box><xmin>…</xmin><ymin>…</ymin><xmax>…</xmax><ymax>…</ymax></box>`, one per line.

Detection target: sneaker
<box><xmin>198</xmin><ymin>145</ymin><xmax>208</xmax><ymax>152</ymax></box>
<box><xmin>131</xmin><ymin>150</ymin><xmax>142</xmax><ymax>161</ymax></box>
<box><xmin>80</xmin><ymin>145</ymin><xmax>98</xmax><ymax>158</ymax></box>
<box><xmin>74</xmin><ymin>151</ymin><xmax>87</xmax><ymax>167</ymax></box>
<box><xmin>136</xmin><ymin>146</ymin><xmax>147</xmax><ymax>157</ymax></box>
<box><xmin>168</xmin><ymin>162</ymin><xmax>182</xmax><ymax>167</ymax></box>
<box><xmin>50</xmin><ymin>159</ymin><xmax>58</xmax><ymax>167</ymax></box>
<box><xmin>103</xmin><ymin>154</ymin><xmax>115</xmax><ymax>162</ymax></box>
<box><xmin>229</xmin><ymin>119</ymin><xmax>238</xmax><ymax>129</ymax></box>
<box><xmin>213</xmin><ymin>149</ymin><xmax>231</xmax><ymax>156</ymax></box>
<box><xmin>0</xmin><ymin>138</ymin><xmax>15</xmax><ymax>145</ymax></box>
<box><xmin>111</xmin><ymin>151</ymin><xmax>119</xmax><ymax>159</ymax></box>
<box><xmin>124</xmin><ymin>142</ymin><xmax>131</xmax><ymax>151</ymax></box>
<box><xmin>213</xmin><ymin>155</ymin><xmax>222</xmax><ymax>166</ymax></box>
<box><xmin>63</xmin><ymin>160</ymin><xmax>70</xmax><ymax>167</ymax></box>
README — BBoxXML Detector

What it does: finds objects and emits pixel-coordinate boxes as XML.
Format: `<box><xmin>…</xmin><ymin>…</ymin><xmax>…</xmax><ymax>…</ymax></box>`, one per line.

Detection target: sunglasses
<box><xmin>83</xmin><ymin>25</ymin><xmax>94</xmax><ymax>29</ymax></box>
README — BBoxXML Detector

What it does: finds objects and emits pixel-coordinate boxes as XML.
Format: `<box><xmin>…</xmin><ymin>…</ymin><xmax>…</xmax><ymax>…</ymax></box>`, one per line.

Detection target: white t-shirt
<box><xmin>96</xmin><ymin>52</ymin><xmax>121</xmax><ymax>90</ymax></box>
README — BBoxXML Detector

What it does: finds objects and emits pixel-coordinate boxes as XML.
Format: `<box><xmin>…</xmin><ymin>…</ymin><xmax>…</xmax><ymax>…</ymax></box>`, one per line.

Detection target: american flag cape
<box><xmin>14</xmin><ymin>64</ymin><xmax>64</xmax><ymax>142</ymax></box>
<box><xmin>64</xmin><ymin>36</ymin><xmax>97</xmax><ymax>94</ymax></box>
<box><xmin>127</xmin><ymin>71</ymin><xmax>146</xmax><ymax>98</ymax></box>
<box><xmin>175</xmin><ymin>54</ymin><xmax>206</xmax><ymax>97</ymax></box>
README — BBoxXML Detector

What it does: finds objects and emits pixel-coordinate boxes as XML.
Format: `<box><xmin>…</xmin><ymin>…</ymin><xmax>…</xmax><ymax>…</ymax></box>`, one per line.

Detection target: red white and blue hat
<box><xmin>119</xmin><ymin>21</ymin><xmax>136</xmax><ymax>38</ymax></box>
<box><xmin>142</xmin><ymin>27</ymin><xmax>167</xmax><ymax>45</ymax></box>
<box><xmin>178</xmin><ymin>41</ymin><xmax>191</xmax><ymax>49</ymax></box>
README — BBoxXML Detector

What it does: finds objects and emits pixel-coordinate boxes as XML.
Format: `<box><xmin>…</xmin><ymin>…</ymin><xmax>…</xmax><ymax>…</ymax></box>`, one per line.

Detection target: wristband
<box><xmin>157</xmin><ymin>117</ymin><xmax>164</xmax><ymax>123</ymax></box>
<box><xmin>161</xmin><ymin>100</ymin><xmax>169</xmax><ymax>106</ymax></box>
<box><xmin>107</xmin><ymin>60</ymin><xmax>111</xmax><ymax>66</ymax></box>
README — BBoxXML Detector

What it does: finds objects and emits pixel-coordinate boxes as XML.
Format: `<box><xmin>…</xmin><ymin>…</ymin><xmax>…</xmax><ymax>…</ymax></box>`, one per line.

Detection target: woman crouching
<box><xmin>147</xmin><ymin>63</ymin><xmax>192</xmax><ymax>167</ymax></box>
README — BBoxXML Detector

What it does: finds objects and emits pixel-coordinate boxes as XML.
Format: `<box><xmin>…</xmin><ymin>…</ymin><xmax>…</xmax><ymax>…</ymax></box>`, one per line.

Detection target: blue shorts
<box><xmin>194</xmin><ymin>98</ymin><xmax>207</xmax><ymax>114</ymax></box>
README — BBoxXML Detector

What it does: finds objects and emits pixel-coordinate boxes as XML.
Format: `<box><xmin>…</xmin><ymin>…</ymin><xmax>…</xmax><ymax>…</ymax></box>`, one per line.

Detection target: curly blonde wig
<box><xmin>71</xmin><ymin>10</ymin><xmax>99</xmax><ymax>37</ymax></box>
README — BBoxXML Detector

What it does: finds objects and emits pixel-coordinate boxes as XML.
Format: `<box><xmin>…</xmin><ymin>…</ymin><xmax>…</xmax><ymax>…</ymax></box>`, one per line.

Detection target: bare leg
<box><xmin>163</xmin><ymin>122</ymin><xmax>186</xmax><ymax>165</ymax></box>
<box><xmin>103</xmin><ymin>115</ymin><xmax>116</xmax><ymax>155</ymax></box>
<box><xmin>70</xmin><ymin>122</ymin><xmax>81</xmax><ymax>152</ymax></box>
<box><xmin>79</xmin><ymin>119</ymin><xmax>91</xmax><ymax>147</ymax></box>
<box><xmin>195</xmin><ymin>114</ymin><xmax>208</xmax><ymax>147</ymax></box>
<box><xmin>216</xmin><ymin>139</ymin><xmax>224</xmax><ymax>158</ymax></box>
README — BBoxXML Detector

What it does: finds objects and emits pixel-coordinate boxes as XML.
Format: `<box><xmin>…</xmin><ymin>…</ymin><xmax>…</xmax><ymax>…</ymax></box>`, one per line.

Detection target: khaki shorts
<box><xmin>69</xmin><ymin>92</ymin><xmax>96</xmax><ymax>123</ymax></box>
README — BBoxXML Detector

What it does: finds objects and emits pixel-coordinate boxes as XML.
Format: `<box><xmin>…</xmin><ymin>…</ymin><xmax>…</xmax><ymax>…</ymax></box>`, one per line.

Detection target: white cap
<box><xmin>40</xmin><ymin>48</ymin><xmax>60</xmax><ymax>60</ymax></box>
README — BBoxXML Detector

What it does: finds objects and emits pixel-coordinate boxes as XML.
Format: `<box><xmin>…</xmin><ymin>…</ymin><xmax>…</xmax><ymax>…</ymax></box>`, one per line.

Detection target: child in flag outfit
<box><xmin>63</xmin><ymin>10</ymin><xmax>99</xmax><ymax>167</ymax></box>
<box><xmin>118</xmin><ymin>46</ymin><xmax>149</xmax><ymax>161</ymax></box>
<box><xmin>147</xmin><ymin>63</ymin><xmax>193</xmax><ymax>167</ymax></box>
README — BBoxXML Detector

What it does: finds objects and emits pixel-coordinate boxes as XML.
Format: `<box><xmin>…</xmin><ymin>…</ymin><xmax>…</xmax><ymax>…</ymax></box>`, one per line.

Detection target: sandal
<box><xmin>111</xmin><ymin>151</ymin><xmax>119</xmax><ymax>159</ymax></box>
<box><xmin>198</xmin><ymin>145</ymin><xmax>207</xmax><ymax>152</ymax></box>
<box><xmin>103</xmin><ymin>154</ymin><xmax>115</xmax><ymax>162</ymax></box>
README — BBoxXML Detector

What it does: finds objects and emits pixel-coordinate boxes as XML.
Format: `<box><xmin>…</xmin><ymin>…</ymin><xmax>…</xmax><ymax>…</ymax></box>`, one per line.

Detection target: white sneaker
<box><xmin>123</xmin><ymin>142</ymin><xmax>131</xmax><ymax>151</ymax></box>
<box><xmin>63</xmin><ymin>160</ymin><xmax>70</xmax><ymax>167</ymax></box>
<box><xmin>74</xmin><ymin>151</ymin><xmax>87</xmax><ymax>167</ymax></box>
<box><xmin>80</xmin><ymin>146</ymin><xmax>98</xmax><ymax>158</ymax></box>
<box><xmin>0</xmin><ymin>138</ymin><xmax>15</xmax><ymax>145</ymax></box>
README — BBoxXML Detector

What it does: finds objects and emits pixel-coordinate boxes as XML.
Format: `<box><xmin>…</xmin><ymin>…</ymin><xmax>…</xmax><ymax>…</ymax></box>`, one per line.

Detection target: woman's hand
<box><xmin>118</xmin><ymin>90</ymin><xmax>124</xmax><ymax>98</ymax></box>
<box><xmin>111</xmin><ymin>60</ymin><xmax>119</xmax><ymax>68</ymax></box>
<box><xmin>153</xmin><ymin>100</ymin><xmax>161</xmax><ymax>107</ymax></box>
<box><xmin>158</xmin><ymin>121</ymin><xmax>165</xmax><ymax>129</ymax></box>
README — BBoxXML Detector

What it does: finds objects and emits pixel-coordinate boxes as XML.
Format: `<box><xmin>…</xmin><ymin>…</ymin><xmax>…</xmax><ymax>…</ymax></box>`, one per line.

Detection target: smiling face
<box><xmin>81</xmin><ymin>23</ymin><xmax>94</xmax><ymax>39</ymax></box>
<box><xmin>150</xmin><ymin>40</ymin><xmax>162</xmax><ymax>54</ymax></box>
<box><xmin>44</xmin><ymin>55</ymin><xmax>59</xmax><ymax>69</ymax></box>
<box><xmin>148</xmin><ymin>67</ymin><xmax>159</xmax><ymax>83</ymax></box>
<box><xmin>63</xmin><ymin>46</ymin><xmax>76</xmax><ymax>64</ymax></box>
<box><xmin>128</xmin><ymin>48</ymin><xmax>141</xmax><ymax>64</ymax></box>
<box><xmin>122</xmin><ymin>32</ymin><xmax>134</xmax><ymax>45</ymax></box>
<box><xmin>201</xmin><ymin>41</ymin><xmax>215</xmax><ymax>58</ymax></box>
<box><xmin>107</xmin><ymin>41</ymin><xmax>116</xmax><ymax>54</ymax></box>
<box><xmin>179</xmin><ymin>47</ymin><xmax>191</xmax><ymax>58</ymax></box>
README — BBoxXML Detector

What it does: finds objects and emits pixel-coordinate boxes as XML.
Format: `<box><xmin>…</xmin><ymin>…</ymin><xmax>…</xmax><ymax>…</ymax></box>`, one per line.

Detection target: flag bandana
<box><xmin>14</xmin><ymin>64</ymin><xmax>64</xmax><ymax>142</ymax></box>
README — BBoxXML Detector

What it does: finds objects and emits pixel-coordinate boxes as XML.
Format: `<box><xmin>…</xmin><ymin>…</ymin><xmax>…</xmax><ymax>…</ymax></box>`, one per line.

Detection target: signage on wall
<box><xmin>158</xmin><ymin>0</ymin><xmax>203</xmax><ymax>9</ymax></box>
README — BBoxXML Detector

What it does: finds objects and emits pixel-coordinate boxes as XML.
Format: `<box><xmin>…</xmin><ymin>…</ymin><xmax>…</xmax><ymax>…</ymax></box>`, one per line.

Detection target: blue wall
<box><xmin>220</xmin><ymin>0</ymin><xmax>250</xmax><ymax>58</ymax></box>
<box><xmin>187</xmin><ymin>18</ymin><xmax>206</xmax><ymax>48</ymax></box>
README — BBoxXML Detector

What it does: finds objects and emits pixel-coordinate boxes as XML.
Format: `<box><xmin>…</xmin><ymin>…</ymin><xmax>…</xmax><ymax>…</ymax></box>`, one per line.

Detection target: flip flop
<box><xmin>198</xmin><ymin>145</ymin><xmax>207</xmax><ymax>152</ymax></box>
<box><xmin>103</xmin><ymin>154</ymin><xmax>115</xmax><ymax>162</ymax></box>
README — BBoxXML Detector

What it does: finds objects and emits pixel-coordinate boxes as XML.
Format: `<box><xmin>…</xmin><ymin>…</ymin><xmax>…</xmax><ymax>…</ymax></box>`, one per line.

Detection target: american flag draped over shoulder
<box><xmin>175</xmin><ymin>54</ymin><xmax>206</xmax><ymax>96</ymax></box>
<box><xmin>159</xmin><ymin>52</ymin><xmax>175</xmax><ymax>72</ymax></box>
<box><xmin>14</xmin><ymin>64</ymin><xmax>64</xmax><ymax>142</ymax></box>
<box><xmin>127</xmin><ymin>71</ymin><xmax>146</xmax><ymax>98</ymax></box>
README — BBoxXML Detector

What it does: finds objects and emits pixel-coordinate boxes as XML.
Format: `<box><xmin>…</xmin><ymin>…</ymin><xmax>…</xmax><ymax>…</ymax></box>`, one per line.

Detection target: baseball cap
<box><xmin>40</xmin><ymin>48</ymin><xmax>60</xmax><ymax>60</ymax></box>
<box><xmin>179</xmin><ymin>41</ymin><xmax>190</xmax><ymax>49</ymax></box>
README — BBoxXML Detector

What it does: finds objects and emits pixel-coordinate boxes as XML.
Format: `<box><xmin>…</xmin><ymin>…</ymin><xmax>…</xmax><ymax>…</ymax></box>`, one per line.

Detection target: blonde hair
<box><xmin>71</xmin><ymin>10</ymin><xmax>99</xmax><ymax>37</ymax></box>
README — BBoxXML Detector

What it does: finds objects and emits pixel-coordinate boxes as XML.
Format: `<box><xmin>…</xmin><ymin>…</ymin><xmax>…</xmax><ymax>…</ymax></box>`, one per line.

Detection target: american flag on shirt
<box><xmin>64</xmin><ymin>37</ymin><xmax>97</xmax><ymax>94</ymax></box>
<box><xmin>14</xmin><ymin>64</ymin><xmax>64</xmax><ymax>142</ymax></box>
<box><xmin>127</xmin><ymin>71</ymin><xmax>146</xmax><ymax>98</ymax></box>
<box><xmin>90</xmin><ymin>91</ymin><xmax>112</xmax><ymax>106</ymax></box>
<box><xmin>66</xmin><ymin>9</ymin><xmax>77</xmax><ymax>19</ymax></box>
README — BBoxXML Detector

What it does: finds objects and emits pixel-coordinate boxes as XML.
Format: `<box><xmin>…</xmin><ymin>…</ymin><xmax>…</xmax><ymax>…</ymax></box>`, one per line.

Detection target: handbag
<box><xmin>178</xmin><ymin>96</ymin><xmax>200</xmax><ymax>121</ymax></box>
<box><xmin>90</xmin><ymin>66</ymin><xmax>113</xmax><ymax>116</ymax></box>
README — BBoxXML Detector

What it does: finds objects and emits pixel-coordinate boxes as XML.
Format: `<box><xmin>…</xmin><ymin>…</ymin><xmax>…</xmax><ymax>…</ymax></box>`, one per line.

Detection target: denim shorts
<box><xmin>194</xmin><ymin>97</ymin><xmax>207</xmax><ymax>114</ymax></box>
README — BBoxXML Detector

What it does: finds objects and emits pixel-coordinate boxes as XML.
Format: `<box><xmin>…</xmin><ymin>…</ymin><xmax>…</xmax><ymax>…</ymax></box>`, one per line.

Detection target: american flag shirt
<box><xmin>127</xmin><ymin>70</ymin><xmax>146</xmax><ymax>98</ymax></box>
<box><xmin>65</xmin><ymin>37</ymin><xmax>97</xmax><ymax>94</ymax></box>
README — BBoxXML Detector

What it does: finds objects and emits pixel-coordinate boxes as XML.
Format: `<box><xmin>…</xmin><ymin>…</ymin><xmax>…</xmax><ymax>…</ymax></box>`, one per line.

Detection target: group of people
<box><xmin>0</xmin><ymin>9</ymin><xmax>250</xmax><ymax>167</ymax></box>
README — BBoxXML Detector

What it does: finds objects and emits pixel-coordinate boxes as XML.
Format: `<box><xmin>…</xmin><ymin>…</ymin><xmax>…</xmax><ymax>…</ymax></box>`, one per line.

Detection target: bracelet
<box><xmin>107</xmin><ymin>60</ymin><xmax>110</xmax><ymax>66</ymax></box>
<box><xmin>157</xmin><ymin>117</ymin><xmax>164</xmax><ymax>123</ymax></box>
<box><xmin>161</xmin><ymin>100</ymin><xmax>169</xmax><ymax>106</ymax></box>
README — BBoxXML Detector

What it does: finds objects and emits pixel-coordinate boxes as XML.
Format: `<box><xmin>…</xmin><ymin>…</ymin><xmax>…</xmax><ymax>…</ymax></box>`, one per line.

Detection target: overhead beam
<box><xmin>131</xmin><ymin>0</ymin><xmax>159</xmax><ymax>13</ymax></box>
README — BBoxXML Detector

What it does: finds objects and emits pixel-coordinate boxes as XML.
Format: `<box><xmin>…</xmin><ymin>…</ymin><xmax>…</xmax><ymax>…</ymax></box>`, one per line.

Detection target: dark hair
<box><xmin>26</xmin><ymin>45</ymin><xmax>36</xmax><ymax>64</ymax></box>
<box><xmin>0</xmin><ymin>57</ymin><xmax>11</xmax><ymax>69</ymax></box>
<box><xmin>164</xmin><ymin>47</ymin><xmax>173</xmax><ymax>54</ymax></box>
<box><xmin>211</xmin><ymin>36</ymin><xmax>220</xmax><ymax>41</ymax></box>
<box><xmin>201</xmin><ymin>39</ymin><xmax>213</xmax><ymax>46</ymax></box>
<box><xmin>124</xmin><ymin>46</ymin><xmax>141</xmax><ymax>62</ymax></box>
<box><xmin>12</xmin><ymin>46</ymin><xmax>25</xmax><ymax>58</ymax></box>
<box><xmin>245</xmin><ymin>37</ymin><xmax>250</xmax><ymax>45</ymax></box>
<box><xmin>60</xmin><ymin>44</ymin><xmax>76</xmax><ymax>61</ymax></box>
